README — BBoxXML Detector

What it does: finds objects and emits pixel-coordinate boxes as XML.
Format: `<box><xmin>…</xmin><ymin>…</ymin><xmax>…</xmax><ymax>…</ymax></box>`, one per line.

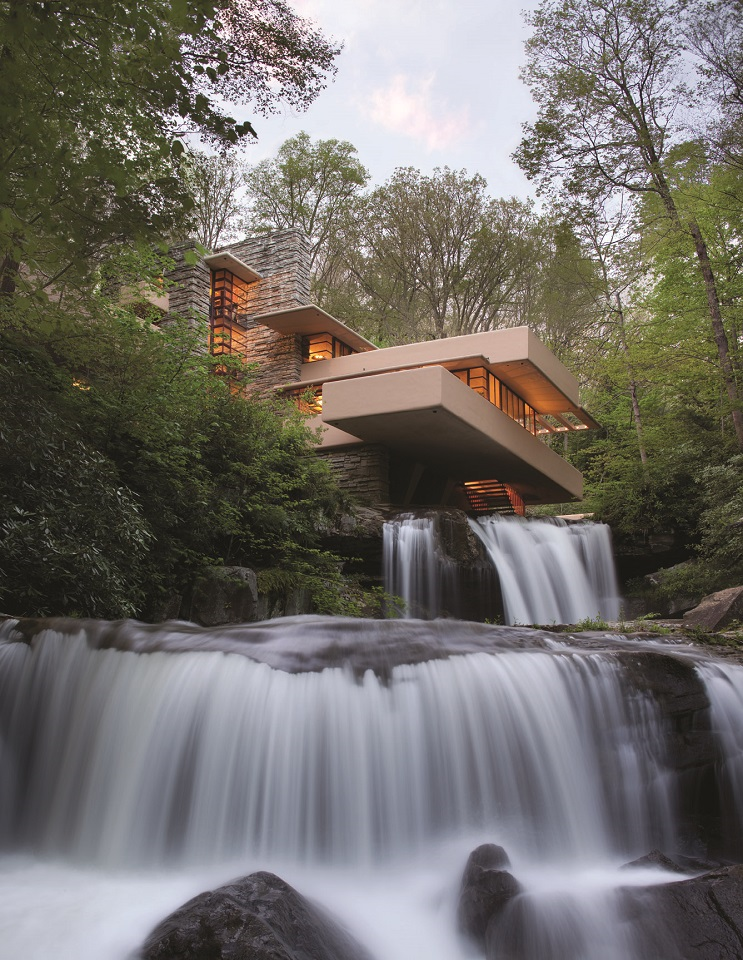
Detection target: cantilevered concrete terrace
<box><xmin>249</xmin><ymin>311</ymin><xmax>594</xmax><ymax>506</ymax></box>
<box><xmin>319</xmin><ymin>365</ymin><xmax>584</xmax><ymax>504</ymax></box>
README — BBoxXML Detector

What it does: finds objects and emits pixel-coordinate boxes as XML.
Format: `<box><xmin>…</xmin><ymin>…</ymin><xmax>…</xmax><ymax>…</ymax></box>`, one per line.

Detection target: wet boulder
<box><xmin>683</xmin><ymin>586</ymin><xmax>743</xmax><ymax>633</ymax></box>
<box><xmin>622</xmin><ymin>864</ymin><xmax>743</xmax><ymax>959</ymax></box>
<box><xmin>140</xmin><ymin>871</ymin><xmax>374</xmax><ymax>960</ymax></box>
<box><xmin>458</xmin><ymin>843</ymin><xmax>523</xmax><ymax>948</ymax></box>
<box><xmin>622</xmin><ymin>850</ymin><xmax>697</xmax><ymax>873</ymax></box>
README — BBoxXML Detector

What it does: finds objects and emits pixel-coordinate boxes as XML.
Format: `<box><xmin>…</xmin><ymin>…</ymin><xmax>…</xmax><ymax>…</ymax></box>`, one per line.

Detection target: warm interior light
<box><xmin>464</xmin><ymin>480</ymin><xmax>525</xmax><ymax>516</ymax></box>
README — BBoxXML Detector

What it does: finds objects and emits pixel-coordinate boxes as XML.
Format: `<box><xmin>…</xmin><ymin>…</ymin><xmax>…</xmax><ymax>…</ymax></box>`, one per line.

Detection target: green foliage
<box><xmin>0</xmin><ymin>349</ymin><xmax>153</xmax><ymax>618</ymax></box>
<box><xmin>245</xmin><ymin>132</ymin><xmax>370</xmax><ymax>287</ymax></box>
<box><xmin>575</xmin><ymin>615</ymin><xmax>611</xmax><ymax>631</ymax></box>
<box><xmin>696</xmin><ymin>456</ymin><xmax>743</xmax><ymax>572</ymax></box>
<box><xmin>517</xmin><ymin>0</ymin><xmax>743</xmax><ymax>451</ymax></box>
<box><xmin>0</xmin><ymin>0</ymin><xmax>339</xmax><ymax>294</ymax></box>
<box><xmin>0</xmin><ymin>286</ymin><xmax>344</xmax><ymax>619</ymax></box>
<box><xmin>0</xmin><ymin>0</ymin><xmax>345</xmax><ymax>620</ymax></box>
<box><xmin>181</xmin><ymin>151</ymin><xmax>248</xmax><ymax>249</ymax></box>
<box><xmin>336</xmin><ymin>167</ymin><xmax>541</xmax><ymax>343</ymax></box>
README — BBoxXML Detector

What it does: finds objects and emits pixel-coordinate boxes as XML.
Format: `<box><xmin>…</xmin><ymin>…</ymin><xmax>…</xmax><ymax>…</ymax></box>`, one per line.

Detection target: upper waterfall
<box><xmin>471</xmin><ymin>515</ymin><xmax>621</xmax><ymax>624</ymax></box>
<box><xmin>384</xmin><ymin>512</ymin><xmax>621</xmax><ymax>624</ymax></box>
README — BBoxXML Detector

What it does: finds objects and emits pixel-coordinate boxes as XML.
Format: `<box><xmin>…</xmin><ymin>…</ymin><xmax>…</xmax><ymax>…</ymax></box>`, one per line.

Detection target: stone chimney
<box><xmin>164</xmin><ymin>230</ymin><xmax>312</xmax><ymax>391</ymax></box>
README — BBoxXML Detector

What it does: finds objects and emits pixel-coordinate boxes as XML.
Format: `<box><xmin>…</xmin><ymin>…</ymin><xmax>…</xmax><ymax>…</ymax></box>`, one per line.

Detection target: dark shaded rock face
<box><xmin>457</xmin><ymin>844</ymin><xmax>522</xmax><ymax>949</ymax></box>
<box><xmin>178</xmin><ymin>567</ymin><xmax>313</xmax><ymax>626</ymax></box>
<box><xmin>319</xmin><ymin>507</ymin><xmax>387</xmax><ymax>581</ymax></box>
<box><xmin>181</xmin><ymin>566</ymin><xmax>261</xmax><ymax>626</ymax></box>
<box><xmin>434</xmin><ymin>510</ymin><xmax>503</xmax><ymax>622</ymax></box>
<box><xmin>621</xmin><ymin>864</ymin><xmax>743</xmax><ymax>959</ymax></box>
<box><xmin>619</xmin><ymin>650</ymin><xmax>726</xmax><ymax>857</ymax></box>
<box><xmin>140</xmin><ymin>871</ymin><xmax>374</xmax><ymax>960</ymax></box>
<box><xmin>684</xmin><ymin>586</ymin><xmax>743</xmax><ymax>632</ymax></box>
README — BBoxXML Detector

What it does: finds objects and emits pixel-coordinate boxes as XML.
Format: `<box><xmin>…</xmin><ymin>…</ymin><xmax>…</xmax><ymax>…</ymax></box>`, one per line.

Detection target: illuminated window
<box><xmin>303</xmin><ymin>333</ymin><xmax>356</xmax><ymax>362</ymax></box>
<box><xmin>209</xmin><ymin>268</ymin><xmax>253</xmax><ymax>363</ymax></box>
<box><xmin>451</xmin><ymin>367</ymin><xmax>537</xmax><ymax>436</ymax></box>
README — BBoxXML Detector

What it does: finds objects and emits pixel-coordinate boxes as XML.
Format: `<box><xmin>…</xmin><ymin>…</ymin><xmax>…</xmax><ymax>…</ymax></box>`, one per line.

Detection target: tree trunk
<box><xmin>687</xmin><ymin>219</ymin><xmax>743</xmax><ymax>449</ymax></box>
<box><xmin>0</xmin><ymin>253</ymin><xmax>19</xmax><ymax>296</ymax></box>
<box><xmin>615</xmin><ymin>293</ymin><xmax>648</xmax><ymax>466</ymax></box>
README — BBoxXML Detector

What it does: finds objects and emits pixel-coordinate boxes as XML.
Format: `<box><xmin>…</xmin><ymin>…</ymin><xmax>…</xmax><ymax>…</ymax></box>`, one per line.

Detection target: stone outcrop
<box><xmin>621</xmin><ymin>848</ymin><xmax>701</xmax><ymax>874</ymax></box>
<box><xmin>140</xmin><ymin>871</ymin><xmax>374</xmax><ymax>960</ymax></box>
<box><xmin>619</xmin><ymin>650</ymin><xmax>725</xmax><ymax>857</ymax></box>
<box><xmin>177</xmin><ymin>566</ymin><xmax>310</xmax><ymax>626</ymax></box>
<box><xmin>684</xmin><ymin>586</ymin><xmax>743</xmax><ymax>632</ymax></box>
<box><xmin>181</xmin><ymin>566</ymin><xmax>261</xmax><ymax>626</ymax></box>
<box><xmin>457</xmin><ymin>844</ymin><xmax>523</xmax><ymax>949</ymax></box>
<box><xmin>621</xmin><ymin>864</ymin><xmax>743</xmax><ymax>959</ymax></box>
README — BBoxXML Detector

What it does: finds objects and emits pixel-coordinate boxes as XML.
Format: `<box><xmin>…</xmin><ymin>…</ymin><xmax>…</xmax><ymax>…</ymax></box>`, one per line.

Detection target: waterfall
<box><xmin>384</xmin><ymin>512</ymin><xmax>621</xmax><ymax>624</ymax></box>
<box><xmin>0</xmin><ymin>624</ymin><xmax>673</xmax><ymax>866</ymax></box>
<box><xmin>471</xmin><ymin>515</ymin><xmax>621</xmax><ymax>624</ymax></box>
<box><xmin>2</xmin><ymin>616</ymin><xmax>743</xmax><ymax>960</ymax></box>
<box><xmin>383</xmin><ymin>514</ymin><xmax>444</xmax><ymax>619</ymax></box>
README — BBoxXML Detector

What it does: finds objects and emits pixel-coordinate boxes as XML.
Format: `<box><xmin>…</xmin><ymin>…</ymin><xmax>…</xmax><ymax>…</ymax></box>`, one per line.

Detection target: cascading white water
<box><xmin>384</xmin><ymin>512</ymin><xmax>621</xmax><ymax>624</ymax></box>
<box><xmin>0</xmin><ymin>626</ymin><xmax>673</xmax><ymax>866</ymax></box>
<box><xmin>2</xmin><ymin>616</ymin><xmax>743</xmax><ymax>960</ymax></box>
<box><xmin>696</xmin><ymin>660</ymin><xmax>743</xmax><ymax>857</ymax></box>
<box><xmin>383</xmin><ymin>514</ymin><xmax>444</xmax><ymax>619</ymax></box>
<box><xmin>471</xmin><ymin>515</ymin><xmax>621</xmax><ymax>624</ymax></box>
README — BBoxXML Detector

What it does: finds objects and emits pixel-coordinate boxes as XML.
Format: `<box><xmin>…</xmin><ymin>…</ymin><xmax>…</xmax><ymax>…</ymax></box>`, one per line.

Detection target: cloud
<box><xmin>366</xmin><ymin>74</ymin><xmax>471</xmax><ymax>152</ymax></box>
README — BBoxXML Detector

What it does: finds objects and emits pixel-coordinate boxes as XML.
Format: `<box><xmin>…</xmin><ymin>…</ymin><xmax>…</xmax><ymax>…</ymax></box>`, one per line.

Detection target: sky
<box><xmin>235</xmin><ymin>0</ymin><xmax>542</xmax><ymax>201</ymax></box>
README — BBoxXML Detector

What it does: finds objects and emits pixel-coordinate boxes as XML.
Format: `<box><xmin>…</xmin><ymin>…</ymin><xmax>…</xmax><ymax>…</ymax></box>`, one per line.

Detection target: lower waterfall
<box><xmin>383</xmin><ymin>513</ymin><xmax>621</xmax><ymax>624</ymax></box>
<box><xmin>1</xmin><ymin>615</ymin><xmax>742</xmax><ymax>959</ymax></box>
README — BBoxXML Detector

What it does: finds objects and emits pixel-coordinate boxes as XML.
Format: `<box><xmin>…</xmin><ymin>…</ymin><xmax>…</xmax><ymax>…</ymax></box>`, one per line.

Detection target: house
<box><xmin>163</xmin><ymin>230</ymin><xmax>597</xmax><ymax>515</ymax></box>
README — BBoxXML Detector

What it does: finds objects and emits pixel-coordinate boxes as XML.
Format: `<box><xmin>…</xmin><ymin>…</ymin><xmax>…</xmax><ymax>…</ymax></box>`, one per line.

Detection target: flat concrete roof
<box><xmin>204</xmin><ymin>252</ymin><xmax>262</xmax><ymax>284</ymax></box>
<box><xmin>320</xmin><ymin>365</ymin><xmax>583</xmax><ymax>504</ymax></box>
<box><xmin>288</xmin><ymin>326</ymin><xmax>597</xmax><ymax>428</ymax></box>
<box><xmin>250</xmin><ymin>304</ymin><xmax>377</xmax><ymax>354</ymax></box>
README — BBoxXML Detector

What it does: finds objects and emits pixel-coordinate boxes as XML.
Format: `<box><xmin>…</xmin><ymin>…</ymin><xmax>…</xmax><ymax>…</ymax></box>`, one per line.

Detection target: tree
<box><xmin>338</xmin><ymin>167</ymin><xmax>539</xmax><ymax>343</ymax></box>
<box><xmin>0</xmin><ymin>0</ymin><xmax>339</xmax><ymax>296</ymax></box>
<box><xmin>245</xmin><ymin>132</ymin><xmax>370</xmax><ymax>291</ymax></box>
<box><xmin>182</xmin><ymin>151</ymin><xmax>248</xmax><ymax>249</ymax></box>
<box><xmin>509</xmin><ymin>213</ymin><xmax>601</xmax><ymax>363</ymax></box>
<box><xmin>0</xmin><ymin>348</ymin><xmax>153</xmax><ymax>618</ymax></box>
<box><xmin>686</xmin><ymin>0</ymin><xmax>743</xmax><ymax>168</ymax></box>
<box><xmin>0</xmin><ymin>290</ymin><xmax>345</xmax><ymax>619</ymax></box>
<box><xmin>0</xmin><ymin>0</ymin><xmax>347</xmax><ymax>619</ymax></box>
<box><xmin>558</xmin><ymin>191</ymin><xmax>651</xmax><ymax>464</ymax></box>
<box><xmin>516</xmin><ymin>0</ymin><xmax>743</xmax><ymax>449</ymax></box>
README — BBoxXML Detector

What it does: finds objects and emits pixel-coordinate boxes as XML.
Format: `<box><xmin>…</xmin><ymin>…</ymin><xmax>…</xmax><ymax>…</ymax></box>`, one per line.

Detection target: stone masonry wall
<box><xmin>226</xmin><ymin>230</ymin><xmax>311</xmax><ymax>394</ymax></box>
<box><xmin>226</xmin><ymin>230</ymin><xmax>311</xmax><ymax>307</ymax></box>
<box><xmin>163</xmin><ymin>230</ymin><xmax>312</xmax><ymax>391</ymax></box>
<box><xmin>165</xmin><ymin>231</ymin><xmax>390</xmax><ymax>508</ymax></box>
<box><xmin>320</xmin><ymin>445</ymin><xmax>390</xmax><ymax>506</ymax></box>
<box><xmin>165</xmin><ymin>243</ymin><xmax>211</xmax><ymax>330</ymax></box>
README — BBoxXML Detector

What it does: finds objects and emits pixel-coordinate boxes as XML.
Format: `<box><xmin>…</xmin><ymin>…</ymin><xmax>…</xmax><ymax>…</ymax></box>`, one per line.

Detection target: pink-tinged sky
<box><xmin>235</xmin><ymin>0</ymin><xmax>541</xmax><ymax>201</ymax></box>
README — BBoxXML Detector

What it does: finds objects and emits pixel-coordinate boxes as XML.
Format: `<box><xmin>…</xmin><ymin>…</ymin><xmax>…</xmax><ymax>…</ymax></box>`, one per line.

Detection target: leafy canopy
<box><xmin>0</xmin><ymin>0</ymin><xmax>339</xmax><ymax>292</ymax></box>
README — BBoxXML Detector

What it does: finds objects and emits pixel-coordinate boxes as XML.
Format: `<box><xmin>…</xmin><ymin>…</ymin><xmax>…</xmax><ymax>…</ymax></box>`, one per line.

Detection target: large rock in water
<box><xmin>139</xmin><ymin>871</ymin><xmax>374</xmax><ymax>960</ymax></box>
<box><xmin>683</xmin><ymin>585</ymin><xmax>743</xmax><ymax>632</ymax></box>
<box><xmin>621</xmin><ymin>864</ymin><xmax>743</xmax><ymax>959</ymax></box>
<box><xmin>457</xmin><ymin>844</ymin><xmax>523</xmax><ymax>948</ymax></box>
